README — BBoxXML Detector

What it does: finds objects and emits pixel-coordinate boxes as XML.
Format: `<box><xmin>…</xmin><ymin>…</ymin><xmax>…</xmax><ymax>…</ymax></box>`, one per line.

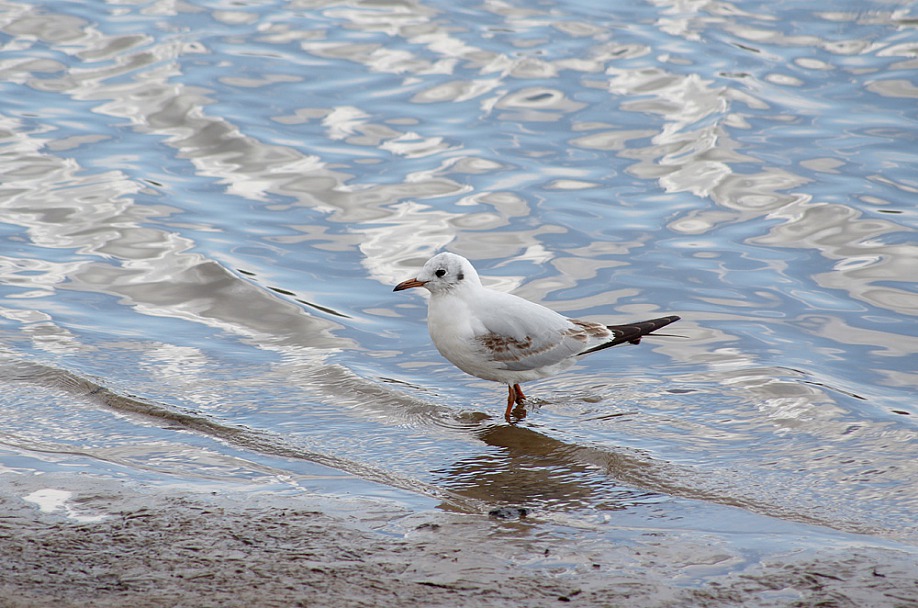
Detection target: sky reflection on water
<box><xmin>0</xmin><ymin>0</ymin><xmax>916</xmax><ymax>552</ymax></box>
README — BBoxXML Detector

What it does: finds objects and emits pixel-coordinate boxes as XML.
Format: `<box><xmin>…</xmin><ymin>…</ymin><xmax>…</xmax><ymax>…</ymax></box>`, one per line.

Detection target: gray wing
<box><xmin>472</xmin><ymin>292</ymin><xmax>607</xmax><ymax>371</ymax></box>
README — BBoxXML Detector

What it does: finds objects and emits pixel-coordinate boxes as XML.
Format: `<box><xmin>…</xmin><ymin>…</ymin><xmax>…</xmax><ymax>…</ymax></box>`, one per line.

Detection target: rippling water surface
<box><xmin>1</xmin><ymin>0</ymin><xmax>917</xmax><ymax>580</ymax></box>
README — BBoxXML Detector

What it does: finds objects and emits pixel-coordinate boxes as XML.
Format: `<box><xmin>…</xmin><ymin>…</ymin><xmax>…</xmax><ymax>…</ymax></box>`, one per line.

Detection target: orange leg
<box><xmin>504</xmin><ymin>385</ymin><xmax>516</xmax><ymax>421</ymax></box>
<box><xmin>504</xmin><ymin>384</ymin><xmax>528</xmax><ymax>421</ymax></box>
<box><xmin>513</xmin><ymin>383</ymin><xmax>526</xmax><ymax>404</ymax></box>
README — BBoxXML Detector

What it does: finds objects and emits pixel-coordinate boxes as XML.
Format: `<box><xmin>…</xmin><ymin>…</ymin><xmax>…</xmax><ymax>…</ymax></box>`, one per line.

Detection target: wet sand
<box><xmin>0</xmin><ymin>477</ymin><xmax>915</xmax><ymax>608</ymax></box>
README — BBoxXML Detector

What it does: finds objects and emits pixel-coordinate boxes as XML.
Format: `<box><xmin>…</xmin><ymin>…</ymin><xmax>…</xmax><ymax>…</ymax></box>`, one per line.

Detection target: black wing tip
<box><xmin>579</xmin><ymin>314</ymin><xmax>682</xmax><ymax>356</ymax></box>
<box><xmin>653</xmin><ymin>315</ymin><xmax>681</xmax><ymax>325</ymax></box>
<box><xmin>643</xmin><ymin>315</ymin><xmax>680</xmax><ymax>328</ymax></box>
<box><xmin>611</xmin><ymin>315</ymin><xmax>681</xmax><ymax>335</ymax></box>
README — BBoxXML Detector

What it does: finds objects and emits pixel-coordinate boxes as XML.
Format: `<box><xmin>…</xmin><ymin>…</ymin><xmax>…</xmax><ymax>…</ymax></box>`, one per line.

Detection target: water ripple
<box><xmin>0</xmin><ymin>0</ymin><xmax>916</xmax><ymax>553</ymax></box>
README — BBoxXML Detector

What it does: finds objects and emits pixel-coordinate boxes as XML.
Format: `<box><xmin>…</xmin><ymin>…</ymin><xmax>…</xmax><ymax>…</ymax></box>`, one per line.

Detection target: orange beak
<box><xmin>393</xmin><ymin>278</ymin><xmax>427</xmax><ymax>292</ymax></box>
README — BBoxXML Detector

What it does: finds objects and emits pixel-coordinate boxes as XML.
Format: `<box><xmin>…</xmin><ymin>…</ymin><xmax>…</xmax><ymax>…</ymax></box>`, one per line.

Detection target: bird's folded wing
<box><xmin>475</xmin><ymin>321</ymin><xmax>590</xmax><ymax>372</ymax></box>
<box><xmin>468</xmin><ymin>291</ymin><xmax>592</xmax><ymax>371</ymax></box>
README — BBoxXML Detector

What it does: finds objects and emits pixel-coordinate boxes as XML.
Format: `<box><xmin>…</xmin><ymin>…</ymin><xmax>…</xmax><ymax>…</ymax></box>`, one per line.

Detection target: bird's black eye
<box><xmin>457</xmin><ymin>272</ymin><xmax>464</xmax><ymax>280</ymax></box>
<box><xmin>435</xmin><ymin>268</ymin><xmax>446</xmax><ymax>278</ymax></box>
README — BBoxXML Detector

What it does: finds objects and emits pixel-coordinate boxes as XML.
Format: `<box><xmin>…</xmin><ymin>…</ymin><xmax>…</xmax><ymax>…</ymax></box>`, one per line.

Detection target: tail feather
<box><xmin>579</xmin><ymin>315</ymin><xmax>681</xmax><ymax>356</ymax></box>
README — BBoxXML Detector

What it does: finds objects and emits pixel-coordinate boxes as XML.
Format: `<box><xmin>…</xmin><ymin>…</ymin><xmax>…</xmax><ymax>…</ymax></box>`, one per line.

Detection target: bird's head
<box><xmin>393</xmin><ymin>252</ymin><xmax>481</xmax><ymax>295</ymax></box>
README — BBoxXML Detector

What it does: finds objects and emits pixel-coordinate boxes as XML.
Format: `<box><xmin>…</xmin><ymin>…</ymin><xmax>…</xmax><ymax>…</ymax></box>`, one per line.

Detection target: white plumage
<box><xmin>394</xmin><ymin>252</ymin><xmax>679</xmax><ymax>421</ymax></box>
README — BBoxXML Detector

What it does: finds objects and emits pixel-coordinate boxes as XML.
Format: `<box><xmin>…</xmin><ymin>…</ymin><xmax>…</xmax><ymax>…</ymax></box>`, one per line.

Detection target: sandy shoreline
<box><xmin>0</xmin><ymin>475</ymin><xmax>915</xmax><ymax>608</ymax></box>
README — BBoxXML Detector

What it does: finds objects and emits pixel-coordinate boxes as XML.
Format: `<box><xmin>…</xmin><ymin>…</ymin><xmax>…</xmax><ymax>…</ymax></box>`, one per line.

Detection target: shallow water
<box><xmin>1</xmin><ymin>0</ymin><xmax>916</xmax><ymax>581</ymax></box>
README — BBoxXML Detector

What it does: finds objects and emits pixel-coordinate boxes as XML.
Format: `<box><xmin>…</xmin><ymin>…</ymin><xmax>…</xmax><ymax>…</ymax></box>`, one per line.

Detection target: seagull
<box><xmin>393</xmin><ymin>252</ymin><xmax>680</xmax><ymax>421</ymax></box>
